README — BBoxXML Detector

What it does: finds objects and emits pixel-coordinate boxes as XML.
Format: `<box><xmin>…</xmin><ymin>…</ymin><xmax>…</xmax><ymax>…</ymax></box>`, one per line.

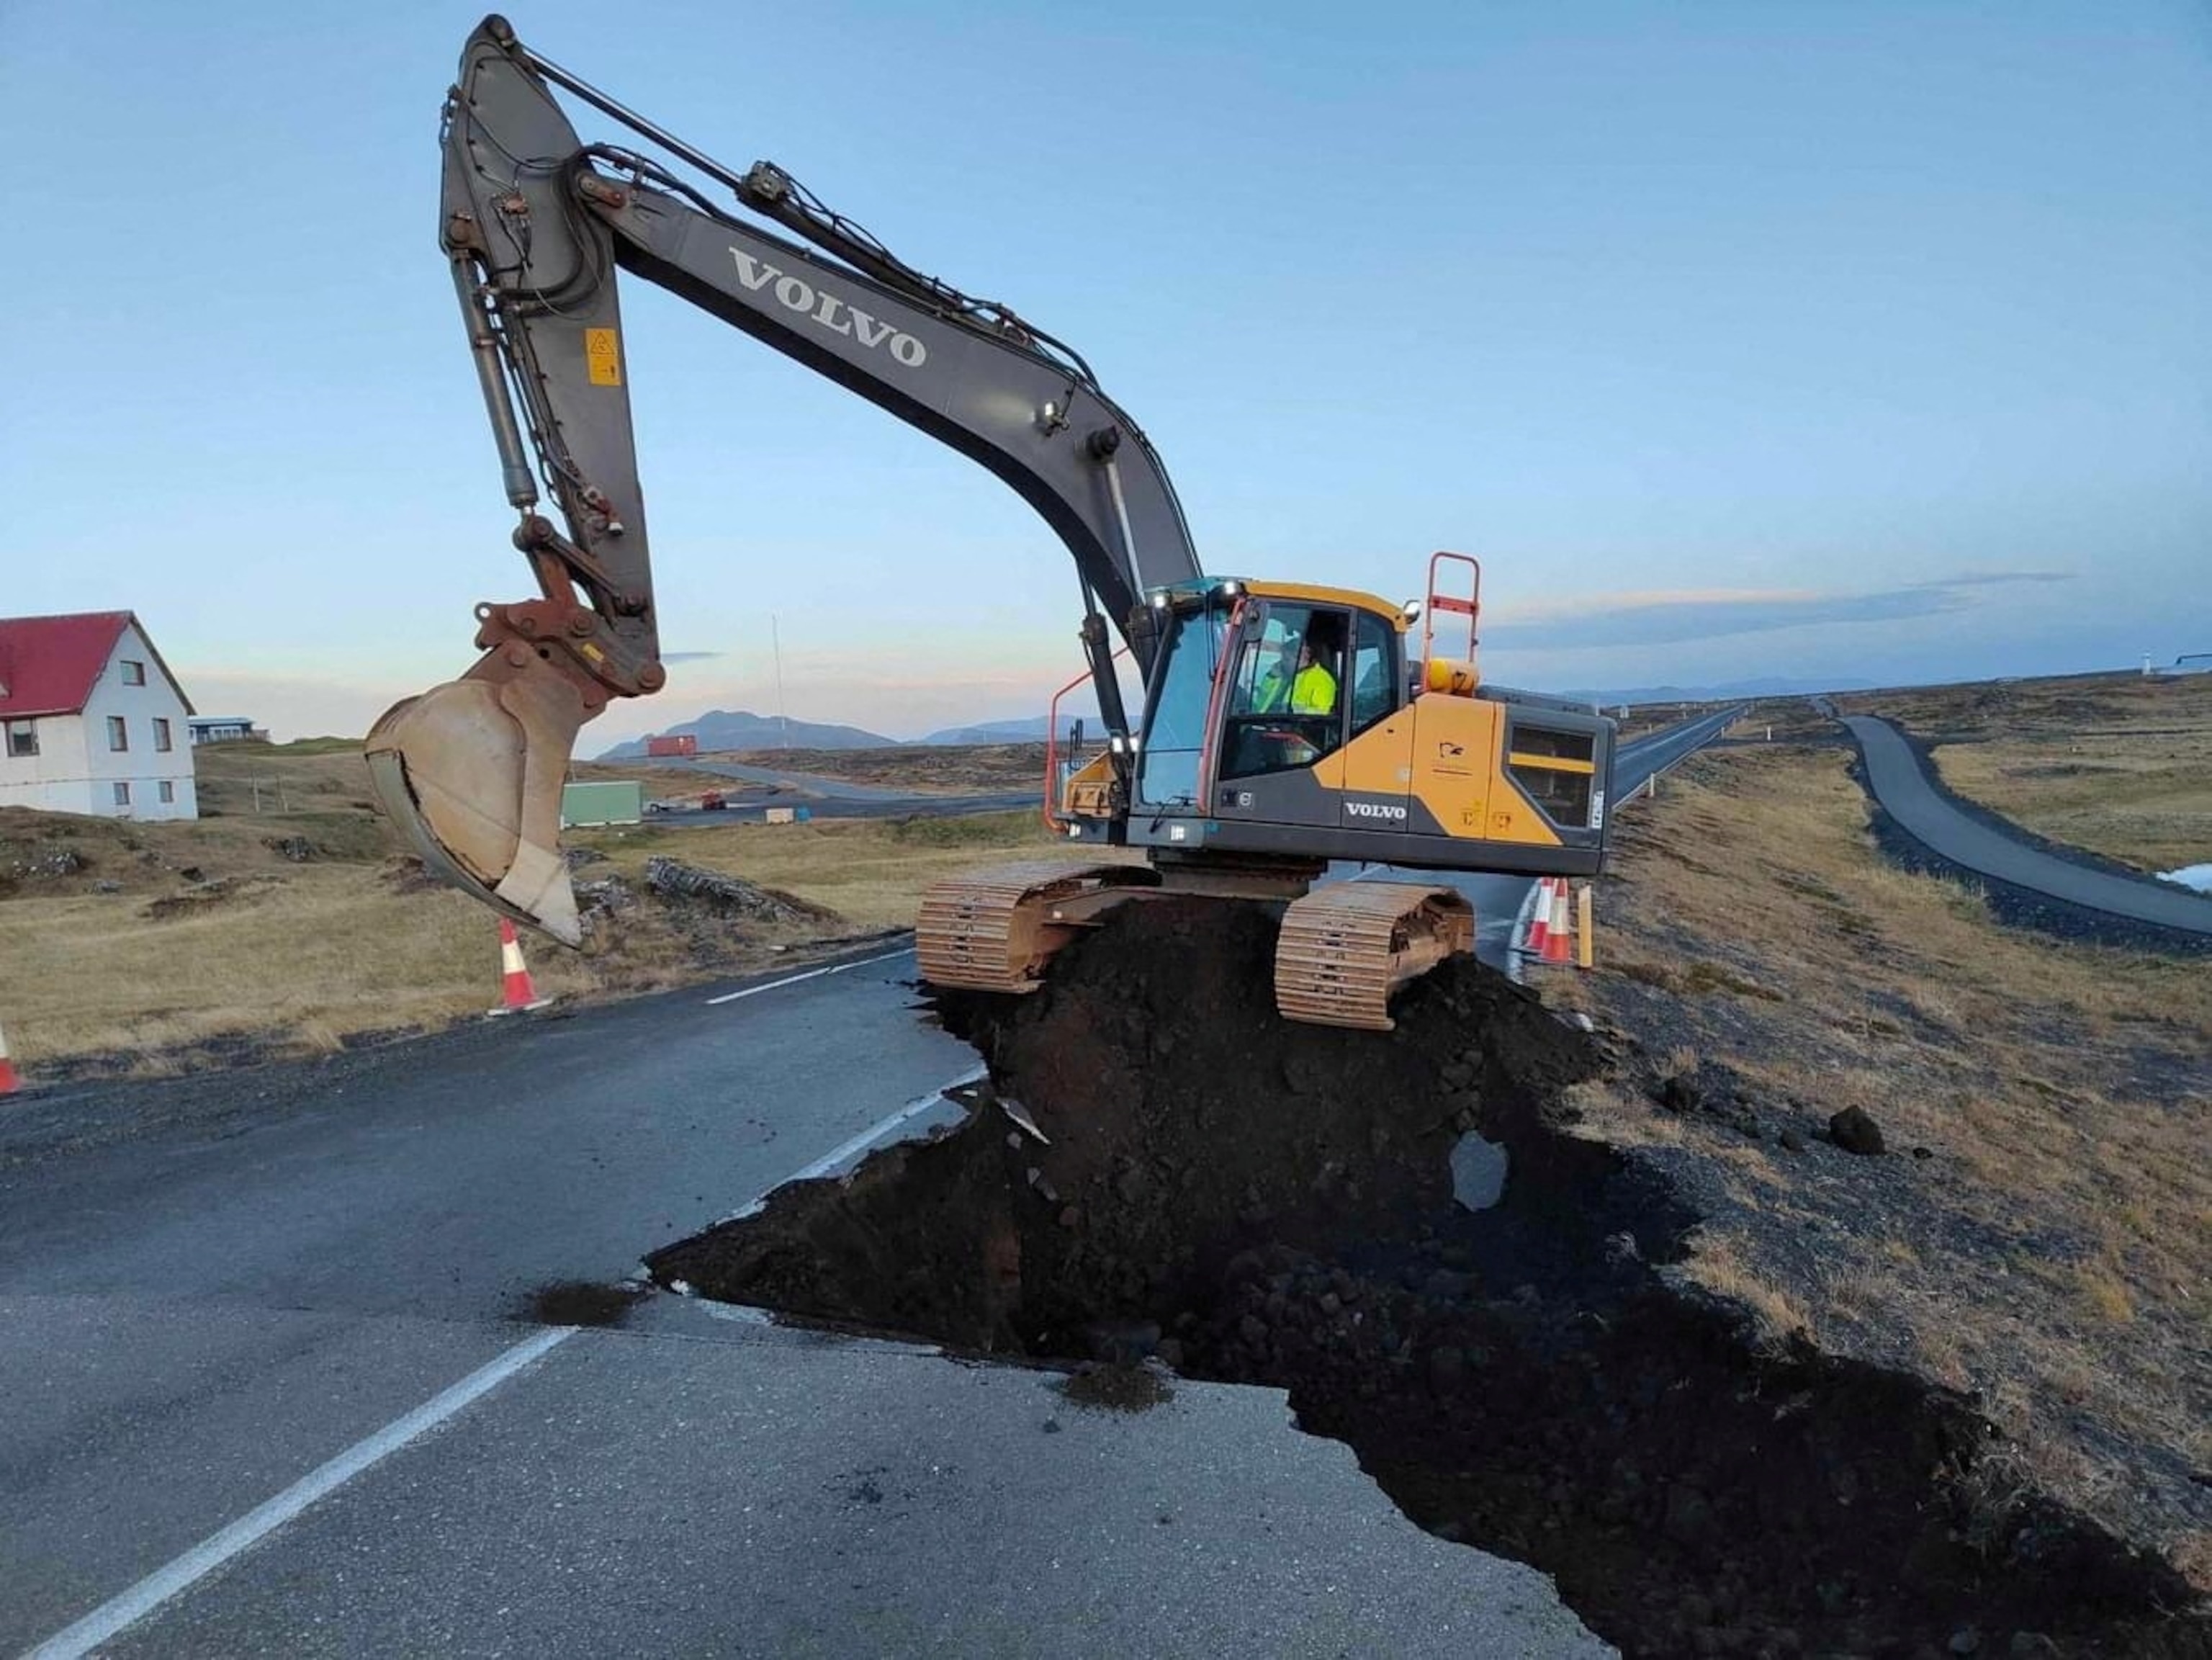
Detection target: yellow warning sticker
<box><xmin>585</xmin><ymin>328</ymin><xmax>622</xmax><ymax>387</ymax></box>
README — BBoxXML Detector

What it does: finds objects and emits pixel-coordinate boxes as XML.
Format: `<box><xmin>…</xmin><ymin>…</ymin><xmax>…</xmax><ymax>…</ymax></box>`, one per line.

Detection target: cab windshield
<box><xmin>1133</xmin><ymin>597</ymin><xmax>1232</xmax><ymax>808</ymax></box>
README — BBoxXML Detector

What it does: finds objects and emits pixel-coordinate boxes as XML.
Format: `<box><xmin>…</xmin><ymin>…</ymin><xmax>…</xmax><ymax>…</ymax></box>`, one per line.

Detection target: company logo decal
<box><xmin>729</xmin><ymin>250</ymin><xmax>928</xmax><ymax>367</ymax></box>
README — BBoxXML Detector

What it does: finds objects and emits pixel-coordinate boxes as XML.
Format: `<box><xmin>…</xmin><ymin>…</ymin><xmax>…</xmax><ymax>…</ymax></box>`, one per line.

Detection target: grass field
<box><xmin>1555</xmin><ymin>740</ymin><xmax>2211</xmax><ymax>1582</ymax></box>
<box><xmin>1848</xmin><ymin>672</ymin><xmax>2212</xmax><ymax>874</ymax></box>
<box><xmin>715</xmin><ymin>741</ymin><xmax>1051</xmax><ymax>793</ymax></box>
<box><xmin>0</xmin><ymin>740</ymin><xmax>1079</xmax><ymax>1077</ymax></box>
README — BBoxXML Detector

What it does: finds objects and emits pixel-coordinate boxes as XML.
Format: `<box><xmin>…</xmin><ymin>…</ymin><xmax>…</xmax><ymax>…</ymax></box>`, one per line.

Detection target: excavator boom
<box><xmin>369</xmin><ymin>14</ymin><xmax>1200</xmax><ymax>940</ymax></box>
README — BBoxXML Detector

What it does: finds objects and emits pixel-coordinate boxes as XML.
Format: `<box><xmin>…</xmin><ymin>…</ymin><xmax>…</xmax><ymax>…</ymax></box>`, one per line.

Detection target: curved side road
<box><xmin>1841</xmin><ymin>715</ymin><xmax>2212</xmax><ymax>936</ymax></box>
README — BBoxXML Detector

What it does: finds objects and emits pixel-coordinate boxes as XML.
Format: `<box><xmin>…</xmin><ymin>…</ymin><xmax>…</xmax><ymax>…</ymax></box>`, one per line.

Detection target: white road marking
<box><xmin>784</xmin><ymin>1064</ymin><xmax>988</xmax><ymax>1183</ymax></box>
<box><xmin>703</xmin><ymin>945</ymin><xmax>915</xmax><ymax>1006</ymax></box>
<box><xmin>710</xmin><ymin>1062</ymin><xmax>989</xmax><ymax>1224</ymax></box>
<box><xmin>22</xmin><ymin>1327</ymin><xmax>576</xmax><ymax>1660</ymax></box>
<box><xmin>1504</xmin><ymin>879</ymin><xmax>1547</xmax><ymax>987</ymax></box>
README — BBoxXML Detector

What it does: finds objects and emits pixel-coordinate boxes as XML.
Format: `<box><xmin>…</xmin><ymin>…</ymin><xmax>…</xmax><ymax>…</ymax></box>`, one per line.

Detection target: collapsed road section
<box><xmin>648</xmin><ymin>902</ymin><xmax>2202</xmax><ymax>1659</ymax></box>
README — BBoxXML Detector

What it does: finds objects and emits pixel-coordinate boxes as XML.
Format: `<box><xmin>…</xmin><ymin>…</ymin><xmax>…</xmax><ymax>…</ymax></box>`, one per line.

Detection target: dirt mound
<box><xmin>641</xmin><ymin>857</ymin><xmax>835</xmax><ymax>925</ymax></box>
<box><xmin>377</xmin><ymin>856</ymin><xmax>439</xmax><ymax>894</ymax></box>
<box><xmin>651</xmin><ymin>900</ymin><xmax>1591</xmax><ymax>1352</ymax></box>
<box><xmin>140</xmin><ymin>875</ymin><xmax>279</xmax><ymax>921</ymax></box>
<box><xmin>647</xmin><ymin>901</ymin><xmax>2203</xmax><ymax>1658</ymax></box>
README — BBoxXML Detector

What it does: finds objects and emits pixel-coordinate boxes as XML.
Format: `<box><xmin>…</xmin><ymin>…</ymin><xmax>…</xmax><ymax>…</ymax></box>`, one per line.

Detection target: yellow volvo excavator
<box><xmin>369</xmin><ymin>17</ymin><xmax>1614</xmax><ymax>1031</ymax></box>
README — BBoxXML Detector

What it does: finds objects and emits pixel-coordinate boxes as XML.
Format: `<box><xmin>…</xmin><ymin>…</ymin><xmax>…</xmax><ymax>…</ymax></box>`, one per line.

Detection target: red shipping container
<box><xmin>647</xmin><ymin>734</ymin><xmax>698</xmax><ymax>758</ymax></box>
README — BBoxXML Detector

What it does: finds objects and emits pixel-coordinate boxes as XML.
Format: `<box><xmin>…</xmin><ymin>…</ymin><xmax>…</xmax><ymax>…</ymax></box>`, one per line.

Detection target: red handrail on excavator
<box><xmin>1043</xmin><ymin>648</ymin><xmax>1129</xmax><ymax>832</ymax></box>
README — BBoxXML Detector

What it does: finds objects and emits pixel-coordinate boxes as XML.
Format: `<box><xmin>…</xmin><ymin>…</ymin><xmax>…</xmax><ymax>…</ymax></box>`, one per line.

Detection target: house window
<box><xmin>4</xmin><ymin>719</ymin><xmax>34</xmax><ymax>758</ymax></box>
<box><xmin>158</xmin><ymin>780</ymin><xmax>176</xmax><ymax>804</ymax></box>
<box><xmin>154</xmin><ymin>718</ymin><xmax>173</xmax><ymax>752</ymax></box>
<box><xmin>107</xmin><ymin>716</ymin><xmax>129</xmax><ymax>751</ymax></box>
<box><xmin>113</xmin><ymin>781</ymin><xmax>132</xmax><ymax>807</ymax></box>
<box><xmin>121</xmin><ymin>660</ymin><xmax>146</xmax><ymax>686</ymax></box>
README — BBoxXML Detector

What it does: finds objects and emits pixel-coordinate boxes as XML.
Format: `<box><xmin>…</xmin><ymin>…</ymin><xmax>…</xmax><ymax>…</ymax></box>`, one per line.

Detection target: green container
<box><xmin>561</xmin><ymin>780</ymin><xmax>645</xmax><ymax>827</ymax></box>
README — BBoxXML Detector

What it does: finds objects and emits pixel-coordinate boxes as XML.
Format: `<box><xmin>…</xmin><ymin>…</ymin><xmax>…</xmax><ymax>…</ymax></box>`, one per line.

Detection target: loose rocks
<box><xmin>642</xmin><ymin>856</ymin><xmax>830</xmax><ymax>924</ymax></box>
<box><xmin>1829</xmin><ymin>1105</ymin><xmax>1887</xmax><ymax>1156</ymax></box>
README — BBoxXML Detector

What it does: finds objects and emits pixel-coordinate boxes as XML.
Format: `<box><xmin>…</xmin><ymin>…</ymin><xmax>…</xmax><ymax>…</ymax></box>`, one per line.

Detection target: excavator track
<box><xmin>1273</xmin><ymin>881</ymin><xmax>1475</xmax><ymax>1031</ymax></box>
<box><xmin>916</xmin><ymin>861</ymin><xmax>1161</xmax><ymax>995</ymax></box>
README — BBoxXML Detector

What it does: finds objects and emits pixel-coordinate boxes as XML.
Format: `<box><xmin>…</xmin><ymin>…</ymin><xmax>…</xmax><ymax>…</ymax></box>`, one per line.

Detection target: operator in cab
<box><xmin>1231</xmin><ymin>616</ymin><xmax>1343</xmax><ymax>775</ymax></box>
<box><xmin>1256</xmin><ymin>626</ymin><xmax>1339</xmax><ymax>715</ymax></box>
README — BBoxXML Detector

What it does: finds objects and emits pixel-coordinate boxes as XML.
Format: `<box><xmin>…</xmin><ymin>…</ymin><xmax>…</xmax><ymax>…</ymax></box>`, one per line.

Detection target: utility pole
<box><xmin>770</xmin><ymin>614</ymin><xmax>790</xmax><ymax>749</ymax></box>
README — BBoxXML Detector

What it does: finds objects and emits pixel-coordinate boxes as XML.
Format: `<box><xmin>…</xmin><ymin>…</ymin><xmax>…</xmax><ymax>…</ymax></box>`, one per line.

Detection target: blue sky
<box><xmin>4</xmin><ymin>1</ymin><xmax>2207</xmax><ymax>741</ymax></box>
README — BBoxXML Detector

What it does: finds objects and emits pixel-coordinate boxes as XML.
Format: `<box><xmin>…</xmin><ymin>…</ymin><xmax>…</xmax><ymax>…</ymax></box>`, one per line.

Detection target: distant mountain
<box><xmin>595</xmin><ymin>708</ymin><xmax>895</xmax><ymax>760</ymax></box>
<box><xmin>917</xmin><ymin>706</ymin><xmax>1113</xmax><ymax>745</ymax></box>
<box><xmin>916</xmin><ymin>716</ymin><xmax>1053</xmax><ymax>746</ymax></box>
<box><xmin>1568</xmin><ymin>676</ymin><xmax>1876</xmax><ymax>708</ymax></box>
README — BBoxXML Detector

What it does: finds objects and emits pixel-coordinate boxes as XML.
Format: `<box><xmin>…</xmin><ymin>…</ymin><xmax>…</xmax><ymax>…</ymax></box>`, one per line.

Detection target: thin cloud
<box><xmin>1907</xmin><ymin>570</ymin><xmax>2075</xmax><ymax>590</ymax></box>
<box><xmin>1485</xmin><ymin>572</ymin><xmax>2074</xmax><ymax>652</ymax></box>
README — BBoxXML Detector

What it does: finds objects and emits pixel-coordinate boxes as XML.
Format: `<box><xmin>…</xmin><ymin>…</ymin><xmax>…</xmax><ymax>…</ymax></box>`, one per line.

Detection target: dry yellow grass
<box><xmin>575</xmin><ymin>811</ymin><xmax>1131</xmax><ymax>931</ymax></box>
<box><xmin>1563</xmin><ymin>740</ymin><xmax>2211</xmax><ymax>1575</ymax></box>
<box><xmin>0</xmin><ymin>740</ymin><xmax>1089</xmax><ymax>1074</ymax></box>
<box><xmin>1935</xmin><ymin>733</ymin><xmax>2211</xmax><ymax>874</ymax></box>
<box><xmin>719</xmin><ymin>742</ymin><xmax>1050</xmax><ymax>794</ymax></box>
<box><xmin>3</xmin><ymin>869</ymin><xmax>503</xmax><ymax>1067</ymax></box>
<box><xmin>1677</xmin><ymin>1232</ymin><xmax>1814</xmax><ymax>1348</ymax></box>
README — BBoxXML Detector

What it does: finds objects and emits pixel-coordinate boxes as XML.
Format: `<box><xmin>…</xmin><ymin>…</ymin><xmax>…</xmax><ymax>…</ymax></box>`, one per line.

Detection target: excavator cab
<box><xmin>1052</xmin><ymin>570</ymin><xmax>1611</xmax><ymax>881</ymax></box>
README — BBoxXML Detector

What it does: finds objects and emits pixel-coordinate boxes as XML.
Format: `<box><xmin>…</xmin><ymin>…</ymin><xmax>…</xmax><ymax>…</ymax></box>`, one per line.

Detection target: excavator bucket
<box><xmin>364</xmin><ymin>666</ymin><xmax>590</xmax><ymax>945</ymax></box>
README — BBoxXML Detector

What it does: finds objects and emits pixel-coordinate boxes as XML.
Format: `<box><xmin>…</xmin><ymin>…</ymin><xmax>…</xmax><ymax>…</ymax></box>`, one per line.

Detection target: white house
<box><xmin>188</xmin><ymin>716</ymin><xmax>266</xmax><ymax>745</ymax></box>
<box><xmin>0</xmin><ymin>611</ymin><xmax>199</xmax><ymax>821</ymax></box>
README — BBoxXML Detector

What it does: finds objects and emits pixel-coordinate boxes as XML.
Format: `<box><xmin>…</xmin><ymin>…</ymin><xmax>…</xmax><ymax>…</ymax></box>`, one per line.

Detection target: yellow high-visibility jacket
<box><xmin>1257</xmin><ymin>662</ymin><xmax>1336</xmax><ymax>715</ymax></box>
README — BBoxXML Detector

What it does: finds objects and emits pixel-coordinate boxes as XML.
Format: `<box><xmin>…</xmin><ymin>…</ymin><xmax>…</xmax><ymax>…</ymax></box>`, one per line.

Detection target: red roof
<box><xmin>0</xmin><ymin>611</ymin><xmax>183</xmax><ymax>719</ymax></box>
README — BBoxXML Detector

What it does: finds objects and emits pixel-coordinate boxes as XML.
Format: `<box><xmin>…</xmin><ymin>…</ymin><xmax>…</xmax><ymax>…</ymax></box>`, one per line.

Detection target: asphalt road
<box><xmin>657</xmin><ymin>758</ymin><xmax>939</xmax><ymax>802</ymax></box>
<box><xmin>1843</xmin><ymin>715</ymin><xmax>2212</xmax><ymax>936</ymax></box>
<box><xmin>3</xmin><ymin>709</ymin><xmax>1743</xmax><ymax>1655</ymax></box>
<box><xmin>639</xmin><ymin>756</ymin><xmax>1037</xmax><ymax>826</ymax></box>
<box><xmin>3</xmin><ymin>961</ymin><xmax>1602</xmax><ymax>1656</ymax></box>
<box><xmin>648</xmin><ymin>789</ymin><xmax>1037</xmax><ymax>827</ymax></box>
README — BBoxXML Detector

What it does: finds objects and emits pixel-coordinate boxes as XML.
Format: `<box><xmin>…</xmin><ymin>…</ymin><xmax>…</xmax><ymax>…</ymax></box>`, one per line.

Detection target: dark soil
<box><xmin>647</xmin><ymin>902</ymin><xmax>2206</xmax><ymax>1659</ymax></box>
<box><xmin>1057</xmin><ymin>1363</ymin><xmax>1174</xmax><ymax>1413</ymax></box>
<box><xmin>523</xmin><ymin>1279</ymin><xmax>645</xmax><ymax>1327</ymax></box>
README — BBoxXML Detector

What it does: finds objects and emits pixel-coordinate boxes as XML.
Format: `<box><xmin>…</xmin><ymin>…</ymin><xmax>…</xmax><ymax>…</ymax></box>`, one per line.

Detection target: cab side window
<box><xmin>1349</xmin><ymin>610</ymin><xmax>1397</xmax><ymax>736</ymax></box>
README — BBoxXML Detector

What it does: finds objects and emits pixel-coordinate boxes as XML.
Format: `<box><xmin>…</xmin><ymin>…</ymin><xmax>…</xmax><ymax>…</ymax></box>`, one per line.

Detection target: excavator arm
<box><xmin>369</xmin><ymin>15</ymin><xmax>1201</xmax><ymax>941</ymax></box>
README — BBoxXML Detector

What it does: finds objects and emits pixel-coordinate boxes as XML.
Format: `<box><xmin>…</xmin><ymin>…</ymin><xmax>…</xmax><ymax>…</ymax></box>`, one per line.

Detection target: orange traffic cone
<box><xmin>0</xmin><ymin>1018</ymin><xmax>17</xmax><ymax>1095</ymax></box>
<box><xmin>490</xmin><ymin>918</ymin><xmax>554</xmax><ymax>1015</ymax></box>
<box><xmin>1524</xmin><ymin>877</ymin><xmax>1555</xmax><ymax>959</ymax></box>
<box><xmin>1540</xmin><ymin>879</ymin><xmax>1573</xmax><ymax>965</ymax></box>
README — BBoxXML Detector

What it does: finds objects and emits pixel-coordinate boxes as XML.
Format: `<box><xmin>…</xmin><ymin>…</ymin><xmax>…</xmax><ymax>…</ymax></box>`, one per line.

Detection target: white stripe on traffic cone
<box><xmin>489</xmin><ymin>918</ymin><xmax>554</xmax><ymax>1016</ymax></box>
<box><xmin>1524</xmin><ymin>878</ymin><xmax>1554</xmax><ymax>958</ymax></box>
